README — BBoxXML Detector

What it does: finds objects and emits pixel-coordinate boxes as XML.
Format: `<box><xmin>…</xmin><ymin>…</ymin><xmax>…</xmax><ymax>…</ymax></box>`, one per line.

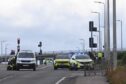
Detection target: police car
<box><xmin>70</xmin><ymin>53</ymin><xmax>94</xmax><ymax>70</ymax></box>
<box><xmin>53</xmin><ymin>54</ymin><xmax>70</xmax><ymax>70</ymax></box>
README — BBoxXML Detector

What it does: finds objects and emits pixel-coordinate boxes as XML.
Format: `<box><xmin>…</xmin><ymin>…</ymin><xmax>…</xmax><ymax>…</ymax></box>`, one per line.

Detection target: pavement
<box><xmin>75</xmin><ymin>75</ymin><xmax>108</xmax><ymax>84</ymax></box>
<box><xmin>60</xmin><ymin>71</ymin><xmax>109</xmax><ymax>84</ymax></box>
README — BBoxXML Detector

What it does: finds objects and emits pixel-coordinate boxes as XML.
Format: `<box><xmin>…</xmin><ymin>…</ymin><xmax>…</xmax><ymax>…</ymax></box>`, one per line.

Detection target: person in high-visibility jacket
<box><xmin>97</xmin><ymin>52</ymin><xmax>103</xmax><ymax>63</ymax></box>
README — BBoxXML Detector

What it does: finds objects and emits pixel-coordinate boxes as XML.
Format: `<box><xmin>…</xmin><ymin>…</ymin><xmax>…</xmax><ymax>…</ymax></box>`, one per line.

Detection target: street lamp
<box><xmin>80</xmin><ymin>39</ymin><xmax>85</xmax><ymax>52</ymax></box>
<box><xmin>76</xmin><ymin>47</ymin><xmax>80</xmax><ymax>52</ymax></box>
<box><xmin>94</xmin><ymin>1</ymin><xmax>105</xmax><ymax>51</ymax></box>
<box><xmin>0</xmin><ymin>40</ymin><xmax>6</xmax><ymax>56</ymax></box>
<box><xmin>5</xmin><ymin>44</ymin><xmax>9</xmax><ymax>56</ymax></box>
<box><xmin>94</xmin><ymin>1</ymin><xmax>104</xmax><ymax>4</ymax></box>
<box><xmin>91</xmin><ymin>11</ymin><xmax>101</xmax><ymax>51</ymax></box>
<box><xmin>116</xmin><ymin>20</ymin><xmax>123</xmax><ymax>51</ymax></box>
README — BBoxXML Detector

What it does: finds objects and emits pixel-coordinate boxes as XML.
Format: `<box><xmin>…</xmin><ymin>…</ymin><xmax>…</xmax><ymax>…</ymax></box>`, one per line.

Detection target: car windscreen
<box><xmin>76</xmin><ymin>55</ymin><xmax>90</xmax><ymax>59</ymax></box>
<box><xmin>56</xmin><ymin>55</ymin><xmax>70</xmax><ymax>59</ymax></box>
<box><xmin>18</xmin><ymin>53</ymin><xmax>34</xmax><ymax>58</ymax></box>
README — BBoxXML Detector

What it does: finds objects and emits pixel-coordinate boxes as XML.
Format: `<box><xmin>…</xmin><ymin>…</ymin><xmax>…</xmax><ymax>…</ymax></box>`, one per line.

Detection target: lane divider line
<box><xmin>55</xmin><ymin>75</ymin><xmax>78</xmax><ymax>84</ymax></box>
<box><xmin>39</xmin><ymin>65</ymin><xmax>51</xmax><ymax>70</ymax></box>
<box><xmin>55</xmin><ymin>77</ymin><xmax>66</xmax><ymax>84</ymax></box>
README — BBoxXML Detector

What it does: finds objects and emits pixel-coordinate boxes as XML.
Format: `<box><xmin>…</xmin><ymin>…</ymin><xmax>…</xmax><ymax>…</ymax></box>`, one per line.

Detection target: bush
<box><xmin>117</xmin><ymin>52</ymin><xmax>123</xmax><ymax>60</ymax></box>
<box><xmin>106</xmin><ymin>66</ymin><xmax>126</xmax><ymax>84</ymax></box>
<box><xmin>117</xmin><ymin>51</ymin><xmax>126</xmax><ymax>60</ymax></box>
<box><xmin>122</xmin><ymin>55</ymin><xmax>126</xmax><ymax>64</ymax></box>
<box><xmin>117</xmin><ymin>51</ymin><xmax>126</xmax><ymax>65</ymax></box>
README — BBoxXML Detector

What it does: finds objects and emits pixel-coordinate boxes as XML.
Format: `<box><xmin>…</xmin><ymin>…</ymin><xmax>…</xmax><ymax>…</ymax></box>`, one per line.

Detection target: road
<box><xmin>0</xmin><ymin>64</ymin><xmax>108</xmax><ymax>84</ymax></box>
<box><xmin>0</xmin><ymin>64</ymin><xmax>82</xmax><ymax>84</ymax></box>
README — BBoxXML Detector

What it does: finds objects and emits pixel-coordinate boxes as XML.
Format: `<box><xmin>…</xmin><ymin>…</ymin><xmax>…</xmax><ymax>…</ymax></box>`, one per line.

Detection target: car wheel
<box><xmin>75</xmin><ymin>67</ymin><xmax>78</xmax><ymax>71</ymax></box>
<box><xmin>7</xmin><ymin>66</ymin><xmax>11</xmax><ymax>71</ymax></box>
<box><xmin>69</xmin><ymin>67</ymin><xmax>73</xmax><ymax>71</ymax></box>
<box><xmin>16</xmin><ymin>66</ymin><xmax>20</xmax><ymax>71</ymax></box>
<box><xmin>16</xmin><ymin>68</ymin><xmax>19</xmax><ymax>71</ymax></box>
<box><xmin>54</xmin><ymin>67</ymin><xmax>57</xmax><ymax>70</ymax></box>
<box><xmin>33</xmin><ymin>67</ymin><xmax>36</xmax><ymax>71</ymax></box>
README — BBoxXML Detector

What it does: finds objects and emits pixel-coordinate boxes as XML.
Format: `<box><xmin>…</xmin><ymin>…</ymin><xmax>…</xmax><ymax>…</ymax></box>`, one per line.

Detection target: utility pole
<box><xmin>113</xmin><ymin>0</ymin><xmax>117</xmax><ymax>70</ymax></box>
<box><xmin>104</xmin><ymin>0</ymin><xmax>110</xmax><ymax>69</ymax></box>
<box><xmin>80</xmin><ymin>39</ymin><xmax>85</xmax><ymax>52</ymax></box>
<box><xmin>0</xmin><ymin>40</ymin><xmax>6</xmax><ymax>56</ymax></box>
<box><xmin>5</xmin><ymin>44</ymin><xmax>9</xmax><ymax>56</ymax></box>
<box><xmin>117</xmin><ymin>20</ymin><xmax>123</xmax><ymax>51</ymax></box>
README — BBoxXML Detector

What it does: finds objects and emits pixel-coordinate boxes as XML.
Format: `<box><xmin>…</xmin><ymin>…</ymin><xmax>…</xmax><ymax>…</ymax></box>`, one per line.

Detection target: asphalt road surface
<box><xmin>0</xmin><ymin>64</ymin><xmax>83</xmax><ymax>84</ymax></box>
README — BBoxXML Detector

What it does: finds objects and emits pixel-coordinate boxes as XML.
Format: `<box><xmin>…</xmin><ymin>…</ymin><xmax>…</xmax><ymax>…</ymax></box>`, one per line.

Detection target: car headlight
<box><xmin>31</xmin><ymin>60</ymin><xmax>36</xmax><ymax>63</ymax></box>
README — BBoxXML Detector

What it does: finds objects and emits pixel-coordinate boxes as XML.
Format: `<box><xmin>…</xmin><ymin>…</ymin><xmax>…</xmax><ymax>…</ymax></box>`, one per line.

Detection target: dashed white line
<box><xmin>39</xmin><ymin>65</ymin><xmax>51</xmax><ymax>70</ymax></box>
<box><xmin>55</xmin><ymin>77</ymin><xmax>66</xmax><ymax>84</ymax></box>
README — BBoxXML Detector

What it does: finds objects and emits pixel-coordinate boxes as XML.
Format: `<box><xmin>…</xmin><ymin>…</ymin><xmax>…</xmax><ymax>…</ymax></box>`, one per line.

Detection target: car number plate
<box><xmin>23</xmin><ymin>65</ymin><xmax>29</xmax><ymax>66</ymax></box>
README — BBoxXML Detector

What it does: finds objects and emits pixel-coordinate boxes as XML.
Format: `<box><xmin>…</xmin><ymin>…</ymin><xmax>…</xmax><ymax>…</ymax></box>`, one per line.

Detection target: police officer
<box><xmin>97</xmin><ymin>52</ymin><xmax>103</xmax><ymax>63</ymax></box>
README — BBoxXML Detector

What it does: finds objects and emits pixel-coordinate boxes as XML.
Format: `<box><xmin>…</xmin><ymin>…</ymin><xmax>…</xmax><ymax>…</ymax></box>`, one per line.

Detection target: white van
<box><xmin>16</xmin><ymin>50</ymin><xmax>36</xmax><ymax>71</ymax></box>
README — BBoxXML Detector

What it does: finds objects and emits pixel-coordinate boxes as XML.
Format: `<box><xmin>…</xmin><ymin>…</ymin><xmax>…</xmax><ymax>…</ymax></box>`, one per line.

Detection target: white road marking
<box><xmin>0</xmin><ymin>76</ymin><xmax>13</xmax><ymax>82</ymax></box>
<box><xmin>55</xmin><ymin>77</ymin><xmax>66</xmax><ymax>84</ymax></box>
<box><xmin>39</xmin><ymin>65</ymin><xmax>51</xmax><ymax>70</ymax></box>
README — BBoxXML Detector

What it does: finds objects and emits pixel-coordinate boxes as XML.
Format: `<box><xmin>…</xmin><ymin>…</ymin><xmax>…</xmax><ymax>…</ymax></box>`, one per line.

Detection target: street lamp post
<box><xmin>0</xmin><ymin>40</ymin><xmax>6</xmax><ymax>56</ymax></box>
<box><xmin>93</xmin><ymin>35</ymin><xmax>98</xmax><ymax>51</ymax></box>
<box><xmin>94</xmin><ymin>1</ymin><xmax>105</xmax><ymax>52</ymax></box>
<box><xmin>80</xmin><ymin>39</ymin><xmax>85</xmax><ymax>52</ymax></box>
<box><xmin>5</xmin><ymin>44</ymin><xmax>9</xmax><ymax>56</ymax></box>
<box><xmin>117</xmin><ymin>20</ymin><xmax>123</xmax><ymax>51</ymax></box>
<box><xmin>101</xmin><ymin>0</ymin><xmax>111</xmax><ymax>71</ymax></box>
<box><xmin>113</xmin><ymin>0</ymin><xmax>117</xmax><ymax>70</ymax></box>
<box><xmin>91</xmin><ymin>11</ymin><xmax>101</xmax><ymax>51</ymax></box>
<box><xmin>76</xmin><ymin>47</ymin><xmax>80</xmax><ymax>52</ymax></box>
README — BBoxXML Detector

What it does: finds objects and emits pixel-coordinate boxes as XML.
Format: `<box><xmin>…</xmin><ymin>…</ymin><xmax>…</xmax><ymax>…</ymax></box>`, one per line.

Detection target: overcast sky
<box><xmin>0</xmin><ymin>0</ymin><xmax>125</xmax><ymax>53</ymax></box>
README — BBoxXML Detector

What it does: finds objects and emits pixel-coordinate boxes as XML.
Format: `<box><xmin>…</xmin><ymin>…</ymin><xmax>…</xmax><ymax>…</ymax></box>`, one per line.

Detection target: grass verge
<box><xmin>106</xmin><ymin>66</ymin><xmax>126</xmax><ymax>84</ymax></box>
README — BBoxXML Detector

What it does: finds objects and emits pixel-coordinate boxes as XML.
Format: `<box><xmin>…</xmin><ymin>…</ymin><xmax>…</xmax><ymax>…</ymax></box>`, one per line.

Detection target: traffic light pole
<box><xmin>17</xmin><ymin>38</ymin><xmax>20</xmax><ymax>53</ymax></box>
<box><xmin>38</xmin><ymin>41</ymin><xmax>42</xmax><ymax>55</ymax></box>
<box><xmin>91</xmin><ymin>31</ymin><xmax>93</xmax><ymax>52</ymax></box>
<box><xmin>89</xmin><ymin>21</ymin><xmax>97</xmax><ymax>52</ymax></box>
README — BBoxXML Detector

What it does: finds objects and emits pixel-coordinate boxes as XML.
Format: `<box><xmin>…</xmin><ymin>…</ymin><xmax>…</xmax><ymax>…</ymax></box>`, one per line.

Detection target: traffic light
<box><xmin>38</xmin><ymin>41</ymin><xmax>42</xmax><ymax>47</ymax></box>
<box><xmin>89</xmin><ymin>37</ymin><xmax>97</xmax><ymax>48</ymax></box>
<box><xmin>89</xmin><ymin>37</ymin><xmax>93</xmax><ymax>47</ymax></box>
<box><xmin>89</xmin><ymin>21</ymin><xmax>97</xmax><ymax>32</ymax></box>
<box><xmin>17</xmin><ymin>38</ymin><xmax>20</xmax><ymax>44</ymax></box>
<box><xmin>39</xmin><ymin>41</ymin><xmax>42</xmax><ymax>47</ymax></box>
<box><xmin>93</xmin><ymin>43</ymin><xmax>97</xmax><ymax>48</ymax></box>
<box><xmin>10</xmin><ymin>50</ymin><xmax>15</xmax><ymax>55</ymax></box>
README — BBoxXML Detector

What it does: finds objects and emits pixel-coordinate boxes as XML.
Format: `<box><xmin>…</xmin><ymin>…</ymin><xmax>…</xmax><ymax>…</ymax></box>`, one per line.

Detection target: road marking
<box><xmin>0</xmin><ymin>76</ymin><xmax>13</xmax><ymax>82</ymax></box>
<box><xmin>39</xmin><ymin>65</ymin><xmax>51</xmax><ymax>70</ymax></box>
<box><xmin>55</xmin><ymin>77</ymin><xmax>66</xmax><ymax>84</ymax></box>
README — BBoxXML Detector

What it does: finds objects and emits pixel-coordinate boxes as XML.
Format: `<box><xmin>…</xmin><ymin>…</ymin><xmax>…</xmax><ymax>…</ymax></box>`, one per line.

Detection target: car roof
<box><xmin>19</xmin><ymin>50</ymin><xmax>33</xmax><ymax>53</ymax></box>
